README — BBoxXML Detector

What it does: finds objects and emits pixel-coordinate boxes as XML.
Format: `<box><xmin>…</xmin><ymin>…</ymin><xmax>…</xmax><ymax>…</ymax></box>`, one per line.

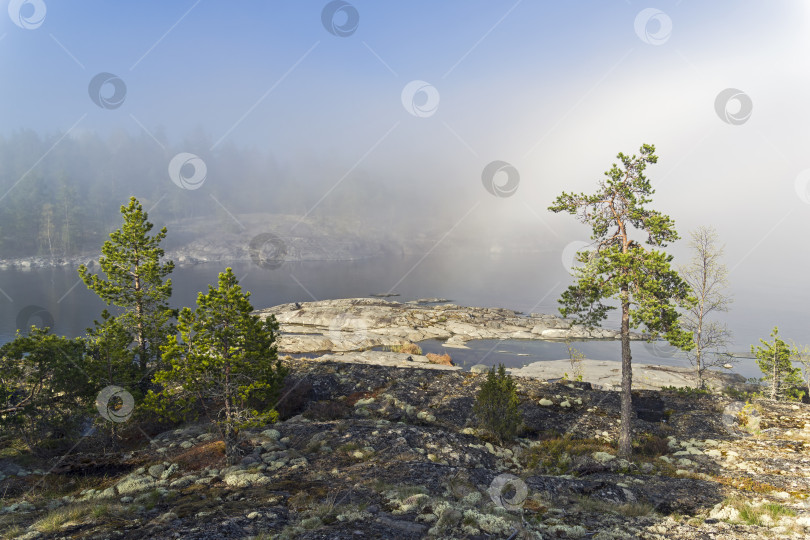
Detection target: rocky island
<box><xmin>0</xmin><ymin>299</ymin><xmax>807</xmax><ymax>539</ymax></box>
<box><xmin>255</xmin><ymin>298</ymin><xmax>745</xmax><ymax>392</ymax></box>
<box><xmin>255</xmin><ymin>297</ymin><xmax>640</xmax><ymax>353</ymax></box>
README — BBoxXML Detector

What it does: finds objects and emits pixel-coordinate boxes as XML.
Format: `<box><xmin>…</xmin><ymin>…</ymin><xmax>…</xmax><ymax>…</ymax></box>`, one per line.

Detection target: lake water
<box><xmin>0</xmin><ymin>250</ymin><xmax>802</xmax><ymax>381</ymax></box>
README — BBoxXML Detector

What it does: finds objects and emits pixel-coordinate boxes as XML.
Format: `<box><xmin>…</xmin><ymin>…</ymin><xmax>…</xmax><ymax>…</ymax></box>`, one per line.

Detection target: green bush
<box><xmin>473</xmin><ymin>364</ymin><xmax>522</xmax><ymax>444</ymax></box>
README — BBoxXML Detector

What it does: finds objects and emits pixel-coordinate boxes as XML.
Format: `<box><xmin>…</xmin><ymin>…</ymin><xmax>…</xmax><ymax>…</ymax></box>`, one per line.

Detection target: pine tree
<box><xmin>549</xmin><ymin>144</ymin><xmax>694</xmax><ymax>457</ymax></box>
<box><xmin>147</xmin><ymin>268</ymin><xmax>288</xmax><ymax>464</ymax></box>
<box><xmin>752</xmin><ymin>327</ymin><xmax>802</xmax><ymax>401</ymax></box>
<box><xmin>0</xmin><ymin>328</ymin><xmax>90</xmax><ymax>453</ymax></box>
<box><xmin>78</xmin><ymin>197</ymin><xmax>175</xmax><ymax>390</ymax></box>
<box><xmin>84</xmin><ymin>311</ymin><xmax>140</xmax><ymax>450</ymax></box>
<box><xmin>473</xmin><ymin>364</ymin><xmax>522</xmax><ymax>444</ymax></box>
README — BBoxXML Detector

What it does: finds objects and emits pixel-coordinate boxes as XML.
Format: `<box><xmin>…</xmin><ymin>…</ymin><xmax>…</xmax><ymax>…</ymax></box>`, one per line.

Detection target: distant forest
<box><xmin>0</xmin><ymin>129</ymin><xmax>409</xmax><ymax>260</ymax></box>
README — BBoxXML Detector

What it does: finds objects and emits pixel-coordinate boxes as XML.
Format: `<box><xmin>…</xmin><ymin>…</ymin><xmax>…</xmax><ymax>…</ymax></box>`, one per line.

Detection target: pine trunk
<box><xmin>135</xmin><ymin>282</ymin><xmax>147</xmax><ymax>393</ymax></box>
<box><xmin>224</xmin><ymin>425</ymin><xmax>240</xmax><ymax>465</ymax></box>
<box><xmin>224</xmin><ymin>358</ymin><xmax>240</xmax><ymax>464</ymax></box>
<box><xmin>619</xmin><ymin>287</ymin><xmax>633</xmax><ymax>458</ymax></box>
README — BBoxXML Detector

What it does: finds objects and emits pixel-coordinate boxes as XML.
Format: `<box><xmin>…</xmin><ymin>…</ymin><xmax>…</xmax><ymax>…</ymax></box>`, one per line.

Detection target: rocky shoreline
<box><xmin>256</xmin><ymin>298</ymin><xmax>747</xmax><ymax>392</ymax></box>
<box><xmin>255</xmin><ymin>297</ymin><xmax>645</xmax><ymax>354</ymax></box>
<box><xmin>1</xmin><ymin>357</ymin><xmax>808</xmax><ymax>539</ymax></box>
<box><xmin>0</xmin><ymin>299</ymin><xmax>805</xmax><ymax>538</ymax></box>
<box><xmin>509</xmin><ymin>359</ymin><xmax>747</xmax><ymax>392</ymax></box>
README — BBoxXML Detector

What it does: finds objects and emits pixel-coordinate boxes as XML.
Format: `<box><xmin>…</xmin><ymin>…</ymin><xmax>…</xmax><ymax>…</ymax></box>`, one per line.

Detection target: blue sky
<box><xmin>2</xmin><ymin>1</ymin><xmax>802</xmax><ymax>151</ymax></box>
<box><xmin>2</xmin><ymin>1</ymin><xmax>810</xmax><ymax>306</ymax></box>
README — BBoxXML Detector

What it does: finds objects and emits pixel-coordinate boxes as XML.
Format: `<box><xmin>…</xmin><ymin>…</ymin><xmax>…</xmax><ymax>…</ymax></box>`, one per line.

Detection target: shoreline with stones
<box><xmin>255</xmin><ymin>297</ymin><xmax>646</xmax><ymax>354</ymax></box>
<box><xmin>257</xmin><ymin>298</ymin><xmax>746</xmax><ymax>392</ymax></box>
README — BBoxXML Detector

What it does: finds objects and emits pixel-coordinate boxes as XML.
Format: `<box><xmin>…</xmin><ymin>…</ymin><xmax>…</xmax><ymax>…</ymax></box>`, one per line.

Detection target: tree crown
<box><xmin>549</xmin><ymin>144</ymin><xmax>694</xmax><ymax>347</ymax></box>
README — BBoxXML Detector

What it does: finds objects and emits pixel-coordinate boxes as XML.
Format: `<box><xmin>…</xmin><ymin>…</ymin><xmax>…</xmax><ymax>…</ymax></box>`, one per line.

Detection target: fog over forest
<box><xmin>2</xmin><ymin>1</ymin><xmax>810</xmax><ymax>342</ymax></box>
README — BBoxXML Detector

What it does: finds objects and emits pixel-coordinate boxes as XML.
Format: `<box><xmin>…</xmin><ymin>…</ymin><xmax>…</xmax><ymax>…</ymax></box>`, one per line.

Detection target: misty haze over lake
<box><xmin>3</xmin><ymin>1</ymin><xmax>810</xmax><ymax>381</ymax></box>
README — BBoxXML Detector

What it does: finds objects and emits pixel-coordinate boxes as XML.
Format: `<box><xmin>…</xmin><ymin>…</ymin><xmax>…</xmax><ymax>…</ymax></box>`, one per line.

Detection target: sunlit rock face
<box><xmin>254</xmin><ymin>297</ymin><xmax>640</xmax><ymax>354</ymax></box>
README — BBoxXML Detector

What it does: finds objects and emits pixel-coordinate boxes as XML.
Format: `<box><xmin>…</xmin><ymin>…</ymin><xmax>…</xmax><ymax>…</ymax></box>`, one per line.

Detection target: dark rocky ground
<box><xmin>1</xmin><ymin>357</ymin><xmax>808</xmax><ymax>539</ymax></box>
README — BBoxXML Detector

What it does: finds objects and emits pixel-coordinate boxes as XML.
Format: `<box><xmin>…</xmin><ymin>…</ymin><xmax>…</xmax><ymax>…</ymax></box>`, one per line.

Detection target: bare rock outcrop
<box><xmin>254</xmin><ymin>297</ymin><xmax>643</xmax><ymax>354</ymax></box>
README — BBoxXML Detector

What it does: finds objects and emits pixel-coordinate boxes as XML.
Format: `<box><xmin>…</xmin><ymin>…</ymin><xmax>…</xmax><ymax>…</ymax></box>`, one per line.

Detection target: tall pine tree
<box><xmin>78</xmin><ymin>197</ymin><xmax>175</xmax><ymax>391</ymax></box>
<box><xmin>549</xmin><ymin>144</ymin><xmax>694</xmax><ymax>457</ymax></box>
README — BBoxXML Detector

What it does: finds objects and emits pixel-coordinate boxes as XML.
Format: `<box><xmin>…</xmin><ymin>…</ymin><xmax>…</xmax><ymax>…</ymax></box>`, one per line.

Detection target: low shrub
<box><xmin>633</xmin><ymin>432</ymin><xmax>670</xmax><ymax>457</ymax></box>
<box><xmin>660</xmin><ymin>385</ymin><xmax>711</xmax><ymax>397</ymax></box>
<box><xmin>473</xmin><ymin>364</ymin><xmax>521</xmax><ymax>444</ymax></box>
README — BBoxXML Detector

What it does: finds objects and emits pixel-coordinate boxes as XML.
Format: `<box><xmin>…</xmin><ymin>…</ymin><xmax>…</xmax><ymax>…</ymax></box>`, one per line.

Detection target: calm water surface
<box><xmin>0</xmin><ymin>251</ymin><xmax>804</xmax><ymax>381</ymax></box>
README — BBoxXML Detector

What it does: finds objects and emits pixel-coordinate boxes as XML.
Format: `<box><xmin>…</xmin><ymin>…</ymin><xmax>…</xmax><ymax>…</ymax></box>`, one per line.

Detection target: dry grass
<box><xmin>31</xmin><ymin>501</ymin><xmax>130</xmax><ymax>534</ymax></box>
<box><xmin>171</xmin><ymin>440</ymin><xmax>226</xmax><ymax>471</ymax></box>
<box><xmin>426</xmin><ymin>353</ymin><xmax>453</xmax><ymax>366</ymax></box>
<box><xmin>525</xmin><ymin>435</ymin><xmax>615</xmax><ymax>473</ymax></box>
<box><xmin>714</xmin><ymin>476</ymin><xmax>783</xmax><ymax>494</ymax></box>
<box><xmin>722</xmin><ymin>496</ymin><xmax>797</xmax><ymax>526</ymax></box>
<box><xmin>0</xmin><ymin>523</ymin><xmax>23</xmax><ymax>540</ymax></box>
<box><xmin>386</xmin><ymin>343</ymin><xmax>423</xmax><ymax>355</ymax></box>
